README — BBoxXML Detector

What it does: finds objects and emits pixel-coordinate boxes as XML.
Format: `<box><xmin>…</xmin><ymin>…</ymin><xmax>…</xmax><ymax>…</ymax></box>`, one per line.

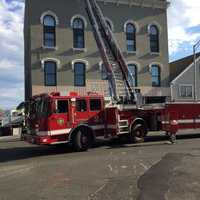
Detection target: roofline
<box><xmin>171</xmin><ymin>56</ymin><xmax>200</xmax><ymax>84</ymax></box>
<box><xmin>170</xmin><ymin>52</ymin><xmax>200</xmax><ymax>64</ymax></box>
<box><xmin>97</xmin><ymin>0</ymin><xmax>169</xmax><ymax>9</ymax></box>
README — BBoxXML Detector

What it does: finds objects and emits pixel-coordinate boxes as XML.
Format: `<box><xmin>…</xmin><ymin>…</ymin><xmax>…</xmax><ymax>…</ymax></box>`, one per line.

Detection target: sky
<box><xmin>0</xmin><ymin>0</ymin><xmax>200</xmax><ymax>109</ymax></box>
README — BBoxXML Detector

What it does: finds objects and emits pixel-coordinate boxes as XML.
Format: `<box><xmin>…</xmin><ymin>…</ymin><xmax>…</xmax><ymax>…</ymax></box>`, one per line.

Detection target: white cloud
<box><xmin>0</xmin><ymin>87</ymin><xmax>23</xmax><ymax>99</ymax></box>
<box><xmin>0</xmin><ymin>59</ymin><xmax>18</xmax><ymax>69</ymax></box>
<box><xmin>168</xmin><ymin>0</ymin><xmax>200</xmax><ymax>55</ymax></box>
<box><xmin>0</xmin><ymin>0</ymin><xmax>24</xmax><ymax>109</ymax></box>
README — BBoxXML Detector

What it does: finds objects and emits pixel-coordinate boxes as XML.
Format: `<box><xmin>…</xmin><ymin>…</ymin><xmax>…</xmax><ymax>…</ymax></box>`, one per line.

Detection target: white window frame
<box><xmin>179</xmin><ymin>84</ymin><xmax>193</xmax><ymax>98</ymax></box>
<box><xmin>98</xmin><ymin>61</ymin><xmax>108</xmax><ymax>80</ymax></box>
<box><xmin>41</xmin><ymin>58</ymin><xmax>61</xmax><ymax>70</ymax></box>
<box><xmin>147</xmin><ymin>22</ymin><xmax>161</xmax><ymax>55</ymax></box>
<box><xmin>71</xmin><ymin>59</ymin><xmax>89</xmax><ymax>71</ymax></box>
<box><xmin>124</xmin><ymin>20</ymin><xmax>139</xmax><ymax>54</ymax></box>
<box><xmin>70</xmin><ymin>14</ymin><xmax>87</xmax><ymax>52</ymax></box>
<box><xmin>40</xmin><ymin>11</ymin><xmax>59</xmax><ymax>50</ymax></box>
<box><xmin>104</xmin><ymin>17</ymin><xmax>114</xmax><ymax>31</ymax></box>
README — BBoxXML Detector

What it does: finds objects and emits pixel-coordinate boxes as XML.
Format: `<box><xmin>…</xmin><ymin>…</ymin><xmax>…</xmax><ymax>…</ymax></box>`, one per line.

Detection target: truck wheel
<box><xmin>73</xmin><ymin>129</ymin><xmax>92</xmax><ymax>152</ymax></box>
<box><xmin>130</xmin><ymin>124</ymin><xmax>146</xmax><ymax>143</ymax></box>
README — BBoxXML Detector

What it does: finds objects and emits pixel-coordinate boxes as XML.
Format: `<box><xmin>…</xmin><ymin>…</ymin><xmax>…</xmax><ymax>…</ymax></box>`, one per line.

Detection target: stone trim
<box><xmin>149</xmin><ymin>62</ymin><xmax>163</xmax><ymax>72</ymax></box>
<box><xmin>104</xmin><ymin>17</ymin><xmax>114</xmax><ymax>31</ymax></box>
<box><xmin>40</xmin><ymin>10</ymin><xmax>59</xmax><ymax>25</ymax></box>
<box><xmin>70</xmin><ymin>14</ymin><xmax>88</xmax><ymax>28</ymax></box>
<box><xmin>41</xmin><ymin>58</ymin><xmax>61</xmax><ymax>69</ymax></box>
<box><xmin>147</xmin><ymin>22</ymin><xmax>162</xmax><ymax>35</ymax></box>
<box><xmin>71</xmin><ymin>59</ymin><xmax>89</xmax><ymax>71</ymax></box>
<box><xmin>124</xmin><ymin>20</ymin><xmax>139</xmax><ymax>33</ymax></box>
<box><xmin>127</xmin><ymin>61</ymin><xmax>141</xmax><ymax>70</ymax></box>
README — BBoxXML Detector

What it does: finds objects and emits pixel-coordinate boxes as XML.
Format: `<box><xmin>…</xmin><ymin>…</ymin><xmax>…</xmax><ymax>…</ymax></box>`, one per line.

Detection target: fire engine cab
<box><xmin>25</xmin><ymin>91</ymin><xmax>165</xmax><ymax>151</ymax></box>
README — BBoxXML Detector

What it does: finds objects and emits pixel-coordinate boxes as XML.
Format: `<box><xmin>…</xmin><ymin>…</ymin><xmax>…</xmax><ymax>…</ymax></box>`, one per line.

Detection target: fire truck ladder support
<box><xmin>84</xmin><ymin>0</ymin><xmax>138</xmax><ymax>104</ymax></box>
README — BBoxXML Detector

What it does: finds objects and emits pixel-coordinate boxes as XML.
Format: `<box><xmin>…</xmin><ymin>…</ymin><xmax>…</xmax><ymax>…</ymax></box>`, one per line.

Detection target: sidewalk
<box><xmin>0</xmin><ymin>135</ymin><xmax>20</xmax><ymax>142</ymax></box>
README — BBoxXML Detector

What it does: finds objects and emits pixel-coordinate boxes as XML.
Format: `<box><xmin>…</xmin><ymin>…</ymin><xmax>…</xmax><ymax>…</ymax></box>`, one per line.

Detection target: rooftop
<box><xmin>97</xmin><ymin>0</ymin><xmax>169</xmax><ymax>9</ymax></box>
<box><xmin>170</xmin><ymin>52</ymin><xmax>200</xmax><ymax>82</ymax></box>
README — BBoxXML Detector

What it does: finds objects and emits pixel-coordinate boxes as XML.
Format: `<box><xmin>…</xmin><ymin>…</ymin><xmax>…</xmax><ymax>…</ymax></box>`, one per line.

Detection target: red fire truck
<box><xmin>24</xmin><ymin>0</ymin><xmax>200</xmax><ymax>151</ymax></box>
<box><xmin>25</xmin><ymin>91</ymin><xmax>200</xmax><ymax>151</ymax></box>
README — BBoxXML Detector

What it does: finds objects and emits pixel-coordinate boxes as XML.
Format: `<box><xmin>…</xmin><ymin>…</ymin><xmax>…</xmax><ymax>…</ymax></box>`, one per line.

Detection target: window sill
<box><xmin>179</xmin><ymin>96</ymin><xmax>193</xmax><ymax>98</ymax></box>
<box><xmin>150</xmin><ymin>52</ymin><xmax>160</xmax><ymax>56</ymax></box>
<box><xmin>126</xmin><ymin>51</ymin><xmax>137</xmax><ymax>55</ymax></box>
<box><xmin>152</xmin><ymin>86</ymin><xmax>161</xmax><ymax>88</ymax></box>
<box><xmin>72</xmin><ymin>48</ymin><xmax>87</xmax><ymax>52</ymax></box>
<box><xmin>74</xmin><ymin>85</ymin><xmax>86</xmax><ymax>87</ymax></box>
<box><xmin>42</xmin><ymin>46</ymin><xmax>58</xmax><ymax>50</ymax></box>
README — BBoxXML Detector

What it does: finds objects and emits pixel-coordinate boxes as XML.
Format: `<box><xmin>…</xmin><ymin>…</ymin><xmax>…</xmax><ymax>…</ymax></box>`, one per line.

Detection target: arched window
<box><xmin>126</xmin><ymin>23</ymin><xmax>136</xmax><ymax>52</ymax></box>
<box><xmin>43</xmin><ymin>15</ymin><xmax>56</xmax><ymax>47</ymax></box>
<box><xmin>101</xmin><ymin>64</ymin><xmax>108</xmax><ymax>80</ymax></box>
<box><xmin>151</xmin><ymin>65</ymin><xmax>161</xmax><ymax>87</ymax></box>
<box><xmin>44</xmin><ymin>61</ymin><xmax>57</xmax><ymax>86</ymax></box>
<box><xmin>106</xmin><ymin>20</ymin><xmax>112</xmax><ymax>30</ymax></box>
<box><xmin>73</xmin><ymin>18</ymin><xmax>85</xmax><ymax>49</ymax></box>
<box><xmin>150</xmin><ymin>25</ymin><xmax>159</xmax><ymax>53</ymax></box>
<box><xmin>128</xmin><ymin>63</ymin><xmax>137</xmax><ymax>87</ymax></box>
<box><xmin>74</xmin><ymin>62</ymin><xmax>86</xmax><ymax>86</ymax></box>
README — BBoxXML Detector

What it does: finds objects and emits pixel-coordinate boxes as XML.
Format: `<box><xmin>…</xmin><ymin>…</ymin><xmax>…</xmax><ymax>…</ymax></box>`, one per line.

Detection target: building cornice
<box><xmin>97</xmin><ymin>0</ymin><xmax>170</xmax><ymax>10</ymax></box>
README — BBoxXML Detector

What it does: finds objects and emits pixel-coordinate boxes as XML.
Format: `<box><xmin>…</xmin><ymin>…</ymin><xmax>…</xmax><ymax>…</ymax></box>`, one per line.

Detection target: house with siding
<box><xmin>24</xmin><ymin>0</ymin><xmax>170</xmax><ymax>103</ymax></box>
<box><xmin>170</xmin><ymin>53</ymin><xmax>200</xmax><ymax>101</ymax></box>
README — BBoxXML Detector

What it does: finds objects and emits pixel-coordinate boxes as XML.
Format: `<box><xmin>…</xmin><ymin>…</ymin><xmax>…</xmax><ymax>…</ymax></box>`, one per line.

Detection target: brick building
<box><xmin>24</xmin><ymin>0</ymin><xmax>170</xmax><ymax>103</ymax></box>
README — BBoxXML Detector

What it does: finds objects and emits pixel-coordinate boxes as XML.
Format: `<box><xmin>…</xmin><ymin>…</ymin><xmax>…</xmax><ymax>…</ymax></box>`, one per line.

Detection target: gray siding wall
<box><xmin>171</xmin><ymin>58</ymin><xmax>200</xmax><ymax>101</ymax></box>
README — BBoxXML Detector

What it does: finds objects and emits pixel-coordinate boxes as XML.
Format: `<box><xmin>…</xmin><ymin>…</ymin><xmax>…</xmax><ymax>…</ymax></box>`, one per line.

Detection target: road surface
<box><xmin>0</xmin><ymin>133</ymin><xmax>200</xmax><ymax>200</ymax></box>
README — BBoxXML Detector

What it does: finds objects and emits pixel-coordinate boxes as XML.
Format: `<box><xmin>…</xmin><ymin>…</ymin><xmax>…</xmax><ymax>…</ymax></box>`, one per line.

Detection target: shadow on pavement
<box><xmin>0</xmin><ymin>133</ymin><xmax>200</xmax><ymax>163</ymax></box>
<box><xmin>0</xmin><ymin>144</ymin><xmax>76</xmax><ymax>163</ymax></box>
<box><xmin>105</xmin><ymin>133</ymin><xmax>200</xmax><ymax>149</ymax></box>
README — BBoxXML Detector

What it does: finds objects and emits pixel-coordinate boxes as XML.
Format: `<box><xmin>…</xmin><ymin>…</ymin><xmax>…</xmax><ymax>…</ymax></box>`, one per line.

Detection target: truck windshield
<box><xmin>29</xmin><ymin>98</ymin><xmax>49</xmax><ymax>117</ymax></box>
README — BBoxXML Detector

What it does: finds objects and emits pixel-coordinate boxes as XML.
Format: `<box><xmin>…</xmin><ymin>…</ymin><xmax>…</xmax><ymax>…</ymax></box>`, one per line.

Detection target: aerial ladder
<box><xmin>84</xmin><ymin>0</ymin><xmax>139</xmax><ymax>104</ymax></box>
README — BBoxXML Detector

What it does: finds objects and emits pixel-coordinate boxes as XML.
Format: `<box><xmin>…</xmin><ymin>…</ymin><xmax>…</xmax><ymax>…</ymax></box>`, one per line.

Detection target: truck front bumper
<box><xmin>24</xmin><ymin>134</ymin><xmax>69</xmax><ymax>145</ymax></box>
<box><xmin>25</xmin><ymin>134</ymin><xmax>52</xmax><ymax>145</ymax></box>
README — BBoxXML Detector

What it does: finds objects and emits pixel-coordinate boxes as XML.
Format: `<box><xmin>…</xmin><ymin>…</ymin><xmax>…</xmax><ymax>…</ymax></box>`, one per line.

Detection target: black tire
<box><xmin>130</xmin><ymin>124</ymin><xmax>146</xmax><ymax>143</ymax></box>
<box><xmin>72</xmin><ymin>128</ymin><xmax>92</xmax><ymax>152</ymax></box>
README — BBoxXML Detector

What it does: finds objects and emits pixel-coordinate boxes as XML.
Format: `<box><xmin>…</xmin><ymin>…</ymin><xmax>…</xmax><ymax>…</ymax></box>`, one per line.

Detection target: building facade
<box><xmin>24</xmin><ymin>0</ymin><xmax>170</xmax><ymax>103</ymax></box>
<box><xmin>170</xmin><ymin>54</ymin><xmax>200</xmax><ymax>102</ymax></box>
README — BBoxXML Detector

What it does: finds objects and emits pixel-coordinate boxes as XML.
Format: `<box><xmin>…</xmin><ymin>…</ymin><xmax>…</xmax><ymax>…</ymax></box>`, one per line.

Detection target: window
<box><xmin>73</xmin><ymin>18</ymin><xmax>85</xmax><ymax>49</ymax></box>
<box><xmin>150</xmin><ymin>25</ymin><xmax>159</xmax><ymax>53</ymax></box>
<box><xmin>76</xmin><ymin>99</ymin><xmax>87</xmax><ymax>112</ymax></box>
<box><xmin>56</xmin><ymin>100</ymin><xmax>68</xmax><ymax>113</ymax></box>
<box><xmin>180</xmin><ymin>85</ymin><xmax>193</xmax><ymax>98</ymax></box>
<box><xmin>151</xmin><ymin>65</ymin><xmax>161</xmax><ymax>87</ymax></box>
<box><xmin>74</xmin><ymin>62</ymin><xmax>86</xmax><ymax>86</ymax></box>
<box><xmin>44</xmin><ymin>61</ymin><xmax>57</xmax><ymax>86</ymax></box>
<box><xmin>126</xmin><ymin>23</ymin><xmax>136</xmax><ymax>52</ymax></box>
<box><xmin>106</xmin><ymin>20</ymin><xmax>112</xmax><ymax>30</ymax></box>
<box><xmin>43</xmin><ymin>15</ymin><xmax>56</xmax><ymax>47</ymax></box>
<box><xmin>101</xmin><ymin>64</ymin><xmax>108</xmax><ymax>80</ymax></box>
<box><xmin>128</xmin><ymin>64</ymin><xmax>137</xmax><ymax>87</ymax></box>
<box><xmin>90</xmin><ymin>99</ymin><xmax>101</xmax><ymax>111</ymax></box>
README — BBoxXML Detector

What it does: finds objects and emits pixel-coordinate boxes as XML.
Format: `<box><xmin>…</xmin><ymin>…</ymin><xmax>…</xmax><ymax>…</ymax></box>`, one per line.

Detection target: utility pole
<box><xmin>193</xmin><ymin>39</ymin><xmax>200</xmax><ymax>101</ymax></box>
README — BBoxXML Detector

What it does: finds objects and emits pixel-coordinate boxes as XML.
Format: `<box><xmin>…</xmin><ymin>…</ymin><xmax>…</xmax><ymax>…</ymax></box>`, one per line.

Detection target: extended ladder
<box><xmin>84</xmin><ymin>0</ymin><xmax>137</xmax><ymax>104</ymax></box>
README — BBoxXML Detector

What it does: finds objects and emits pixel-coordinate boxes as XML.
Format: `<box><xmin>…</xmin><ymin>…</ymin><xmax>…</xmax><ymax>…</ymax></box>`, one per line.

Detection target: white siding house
<box><xmin>171</xmin><ymin>56</ymin><xmax>200</xmax><ymax>102</ymax></box>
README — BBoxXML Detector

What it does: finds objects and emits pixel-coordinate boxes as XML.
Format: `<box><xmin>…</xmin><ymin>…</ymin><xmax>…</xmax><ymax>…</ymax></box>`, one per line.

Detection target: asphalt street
<box><xmin>1</xmin><ymin>133</ymin><xmax>200</xmax><ymax>200</ymax></box>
